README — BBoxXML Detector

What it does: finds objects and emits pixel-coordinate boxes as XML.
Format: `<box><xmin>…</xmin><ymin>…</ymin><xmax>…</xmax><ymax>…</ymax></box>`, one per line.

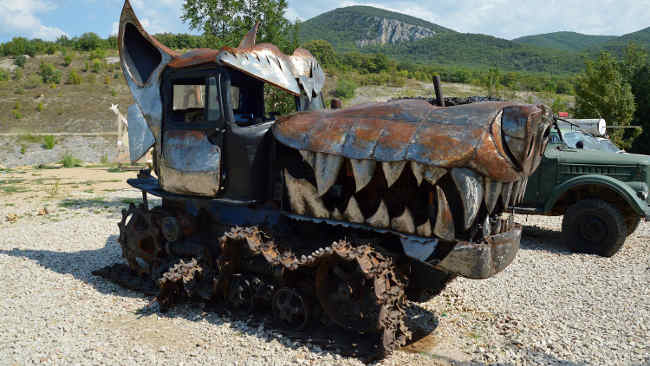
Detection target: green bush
<box><xmin>67</xmin><ymin>70</ymin><xmax>81</xmax><ymax>85</ymax></box>
<box><xmin>12</xmin><ymin>110</ymin><xmax>22</xmax><ymax>119</ymax></box>
<box><xmin>60</xmin><ymin>154</ymin><xmax>82</xmax><ymax>168</ymax></box>
<box><xmin>91</xmin><ymin>58</ymin><xmax>103</xmax><ymax>73</ymax></box>
<box><xmin>43</xmin><ymin>135</ymin><xmax>56</xmax><ymax>149</ymax></box>
<box><xmin>88</xmin><ymin>48</ymin><xmax>106</xmax><ymax>60</ymax></box>
<box><xmin>36</xmin><ymin>102</ymin><xmax>44</xmax><ymax>112</ymax></box>
<box><xmin>14</xmin><ymin>55</ymin><xmax>26</xmax><ymax>68</ymax></box>
<box><xmin>25</xmin><ymin>74</ymin><xmax>41</xmax><ymax>89</ymax></box>
<box><xmin>0</xmin><ymin>69</ymin><xmax>8</xmax><ymax>81</ymax></box>
<box><xmin>334</xmin><ymin>79</ymin><xmax>358</xmax><ymax>99</ymax></box>
<box><xmin>63</xmin><ymin>55</ymin><xmax>72</xmax><ymax>67</ymax></box>
<box><xmin>104</xmin><ymin>75</ymin><xmax>110</xmax><ymax>85</ymax></box>
<box><xmin>38</xmin><ymin>62</ymin><xmax>62</xmax><ymax>84</ymax></box>
<box><xmin>111</xmin><ymin>89</ymin><xmax>117</xmax><ymax>97</ymax></box>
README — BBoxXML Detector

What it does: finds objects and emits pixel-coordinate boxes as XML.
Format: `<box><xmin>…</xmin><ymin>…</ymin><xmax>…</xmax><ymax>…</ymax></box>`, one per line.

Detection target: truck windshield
<box><xmin>562</xmin><ymin>131</ymin><xmax>601</xmax><ymax>150</ymax></box>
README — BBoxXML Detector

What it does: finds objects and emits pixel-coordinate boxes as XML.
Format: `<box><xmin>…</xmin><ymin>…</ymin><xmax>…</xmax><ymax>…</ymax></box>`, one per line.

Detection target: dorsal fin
<box><xmin>238</xmin><ymin>22</ymin><xmax>260</xmax><ymax>49</ymax></box>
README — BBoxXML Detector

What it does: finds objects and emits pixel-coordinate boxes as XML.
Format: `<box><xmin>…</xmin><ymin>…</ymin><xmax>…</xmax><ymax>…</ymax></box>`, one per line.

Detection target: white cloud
<box><xmin>0</xmin><ymin>0</ymin><xmax>67</xmax><ymax>40</ymax></box>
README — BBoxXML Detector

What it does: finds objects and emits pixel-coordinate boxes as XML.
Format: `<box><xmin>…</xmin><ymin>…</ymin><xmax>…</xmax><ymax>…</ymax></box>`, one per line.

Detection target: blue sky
<box><xmin>2</xmin><ymin>0</ymin><xmax>650</xmax><ymax>43</ymax></box>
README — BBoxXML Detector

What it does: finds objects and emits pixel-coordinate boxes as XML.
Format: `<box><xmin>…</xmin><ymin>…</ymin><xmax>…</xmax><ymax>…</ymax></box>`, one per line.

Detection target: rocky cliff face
<box><xmin>356</xmin><ymin>17</ymin><xmax>436</xmax><ymax>47</ymax></box>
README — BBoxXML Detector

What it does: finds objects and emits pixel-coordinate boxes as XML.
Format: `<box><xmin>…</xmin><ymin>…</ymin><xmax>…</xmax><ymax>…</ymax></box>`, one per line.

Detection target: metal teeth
<box><xmin>484</xmin><ymin>178</ymin><xmax>503</xmax><ymax>214</ymax></box>
<box><xmin>331</xmin><ymin>207</ymin><xmax>343</xmax><ymax>221</ymax></box>
<box><xmin>423</xmin><ymin>166</ymin><xmax>447</xmax><ymax>186</ymax></box>
<box><xmin>512</xmin><ymin>180</ymin><xmax>523</xmax><ymax>206</ymax></box>
<box><xmin>343</xmin><ymin>196</ymin><xmax>364</xmax><ymax>224</ymax></box>
<box><xmin>299</xmin><ymin>150</ymin><xmax>315</xmax><ymax>168</ymax></box>
<box><xmin>366</xmin><ymin>200</ymin><xmax>390</xmax><ymax>228</ymax></box>
<box><xmin>501</xmin><ymin>181</ymin><xmax>514</xmax><ymax>208</ymax></box>
<box><xmin>283</xmin><ymin>169</ymin><xmax>330</xmax><ymax>219</ymax></box>
<box><xmin>350</xmin><ymin>159</ymin><xmax>376</xmax><ymax>192</ymax></box>
<box><xmin>451</xmin><ymin>168</ymin><xmax>484</xmax><ymax>231</ymax></box>
<box><xmin>482</xmin><ymin>216</ymin><xmax>491</xmax><ymax>238</ymax></box>
<box><xmin>433</xmin><ymin>186</ymin><xmax>455</xmax><ymax>241</ymax></box>
<box><xmin>314</xmin><ymin>153</ymin><xmax>344</xmax><ymax>196</ymax></box>
<box><xmin>382</xmin><ymin>161</ymin><xmax>406</xmax><ymax>188</ymax></box>
<box><xmin>391</xmin><ymin>207</ymin><xmax>415</xmax><ymax>234</ymax></box>
<box><xmin>416</xmin><ymin>219</ymin><xmax>432</xmax><ymax>237</ymax></box>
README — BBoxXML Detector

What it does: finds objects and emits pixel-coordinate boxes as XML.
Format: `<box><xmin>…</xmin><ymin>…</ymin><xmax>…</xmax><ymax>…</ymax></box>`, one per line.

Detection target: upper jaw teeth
<box><xmin>290</xmin><ymin>150</ymin><xmax>529</xmax><ymax>239</ymax></box>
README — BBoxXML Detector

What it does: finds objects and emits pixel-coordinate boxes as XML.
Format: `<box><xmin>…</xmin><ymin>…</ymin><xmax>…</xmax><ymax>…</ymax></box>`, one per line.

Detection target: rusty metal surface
<box><xmin>434</xmin><ymin>224</ymin><xmax>522</xmax><ymax>279</ymax></box>
<box><xmin>274</xmin><ymin>99</ymin><xmax>552</xmax><ymax>182</ymax></box>
<box><xmin>126</xmin><ymin>103</ymin><xmax>155</xmax><ymax>162</ymax></box>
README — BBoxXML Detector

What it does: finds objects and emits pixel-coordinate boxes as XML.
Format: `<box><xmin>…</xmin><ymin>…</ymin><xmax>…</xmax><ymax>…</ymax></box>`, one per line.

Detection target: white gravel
<box><xmin>0</xmin><ymin>188</ymin><xmax>648</xmax><ymax>365</ymax></box>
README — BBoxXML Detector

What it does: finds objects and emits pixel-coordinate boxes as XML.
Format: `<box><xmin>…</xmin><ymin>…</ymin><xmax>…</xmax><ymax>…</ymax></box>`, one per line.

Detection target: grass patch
<box><xmin>1</xmin><ymin>185</ymin><xmax>29</xmax><ymax>193</ymax></box>
<box><xmin>18</xmin><ymin>134</ymin><xmax>42</xmax><ymax>144</ymax></box>
<box><xmin>107</xmin><ymin>165</ymin><xmax>123</xmax><ymax>173</ymax></box>
<box><xmin>60</xmin><ymin>154</ymin><xmax>82</xmax><ymax>168</ymax></box>
<box><xmin>58</xmin><ymin>197</ymin><xmax>109</xmax><ymax>208</ymax></box>
<box><xmin>120</xmin><ymin>198</ymin><xmax>139</xmax><ymax>205</ymax></box>
<box><xmin>34</xmin><ymin>164</ymin><xmax>61</xmax><ymax>170</ymax></box>
<box><xmin>42</xmin><ymin>135</ymin><xmax>56</xmax><ymax>149</ymax></box>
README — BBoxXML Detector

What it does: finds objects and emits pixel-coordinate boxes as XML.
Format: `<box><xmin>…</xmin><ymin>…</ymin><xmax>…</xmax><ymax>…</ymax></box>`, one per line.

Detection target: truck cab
<box><xmin>518</xmin><ymin>126</ymin><xmax>650</xmax><ymax>256</ymax></box>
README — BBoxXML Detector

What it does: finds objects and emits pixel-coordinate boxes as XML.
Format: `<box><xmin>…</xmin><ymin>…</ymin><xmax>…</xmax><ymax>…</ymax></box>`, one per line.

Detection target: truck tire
<box><xmin>562</xmin><ymin>199</ymin><xmax>626</xmax><ymax>257</ymax></box>
<box><xmin>624</xmin><ymin>215</ymin><xmax>641</xmax><ymax>237</ymax></box>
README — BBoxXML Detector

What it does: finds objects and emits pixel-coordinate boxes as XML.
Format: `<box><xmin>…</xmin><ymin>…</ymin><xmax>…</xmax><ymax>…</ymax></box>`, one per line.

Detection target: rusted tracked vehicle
<box><xmin>112</xmin><ymin>0</ymin><xmax>553</xmax><ymax>355</ymax></box>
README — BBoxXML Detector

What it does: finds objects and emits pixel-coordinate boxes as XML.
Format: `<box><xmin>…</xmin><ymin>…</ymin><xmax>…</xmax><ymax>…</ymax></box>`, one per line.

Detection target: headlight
<box><xmin>638</xmin><ymin>190</ymin><xmax>648</xmax><ymax>201</ymax></box>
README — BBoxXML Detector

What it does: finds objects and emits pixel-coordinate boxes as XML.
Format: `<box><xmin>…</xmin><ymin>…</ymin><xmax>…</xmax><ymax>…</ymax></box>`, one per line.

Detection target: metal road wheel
<box><xmin>562</xmin><ymin>199</ymin><xmax>626</xmax><ymax>257</ymax></box>
<box><xmin>118</xmin><ymin>204</ymin><xmax>163</xmax><ymax>276</ymax></box>
<box><xmin>272</xmin><ymin>287</ymin><xmax>311</xmax><ymax>330</ymax></box>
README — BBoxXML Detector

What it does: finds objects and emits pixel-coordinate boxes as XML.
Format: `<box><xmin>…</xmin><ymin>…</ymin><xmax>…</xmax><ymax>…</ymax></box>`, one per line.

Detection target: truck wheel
<box><xmin>562</xmin><ymin>199</ymin><xmax>626</xmax><ymax>257</ymax></box>
<box><xmin>624</xmin><ymin>215</ymin><xmax>641</xmax><ymax>237</ymax></box>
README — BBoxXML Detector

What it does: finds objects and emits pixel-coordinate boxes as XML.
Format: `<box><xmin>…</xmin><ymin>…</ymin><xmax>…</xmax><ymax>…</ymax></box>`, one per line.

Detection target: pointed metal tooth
<box><xmin>411</xmin><ymin>162</ymin><xmax>424</xmax><ymax>186</ymax></box>
<box><xmin>511</xmin><ymin>180</ymin><xmax>522</xmax><ymax>206</ymax></box>
<box><xmin>332</xmin><ymin>207</ymin><xmax>343</xmax><ymax>221</ymax></box>
<box><xmin>451</xmin><ymin>168</ymin><xmax>484</xmax><ymax>231</ymax></box>
<box><xmin>299</xmin><ymin>150</ymin><xmax>315</xmax><ymax>168</ymax></box>
<box><xmin>366</xmin><ymin>200</ymin><xmax>389</xmax><ymax>228</ymax></box>
<box><xmin>382</xmin><ymin>161</ymin><xmax>406</xmax><ymax>188</ymax></box>
<box><xmin>283</xmin><ymin>169</ymin><xmax>330</xmax><ymax>219</ymax></box>
<box><xmin>423</xmin><ymin>166</ymin><xmax>447</xmax><ymax>186</ymax></box>
<box><xmin>433</xmin><ymin>187</ymin><xmax>455</xmax><ymax>241</ymax></box>
<box><xmin>343</xmin><ymin>196</ymin><xmax>364</xmax><ymax>224</ymax></box>
<box><xmin>350</xmin><ymin>159</ymin><xmax>376</xmax><ymax>192</ymax></box>
<box><xmin>501</xmin><ymin>182</ymin><xmax>514</xmax><ymax>209</ymax></box>
<box><xmin>416</xmin><ymin>219</ymin><xmax>432</xmax><ymax>237</ymax></box>
<box><xmin>391</xmin><ymin>207</ymin><xmax>415</xmax><ymax>234</ymax></box>
<box><xmin>483</xmin><ymin>216</ymin><xmax>491</xmax><ymax>238</ymax></box>
<box><xmin>314</xmin><ymin>153</ymin><xmax>344</xmax><ymax>196</ymax></box>
<box><xmin>484</xmin><ymin>178</ymin><xmax>503</xmax><ymax>214</ymax></box>
<box><xmin>518</xmin><ymin>177</ymin><xmax>528</xmax><ymax>203</ymax></box>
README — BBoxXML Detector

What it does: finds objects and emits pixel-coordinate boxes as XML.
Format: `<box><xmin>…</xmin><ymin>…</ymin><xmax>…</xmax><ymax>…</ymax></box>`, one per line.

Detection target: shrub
<box><xmin>334</xmin><ymin>79</ymin><xmax>357</xmax><ymax>99</ymax></box>
<box><xmin>63</xmin><ymin>55</ymin><xmax>72</xmax><ymax>67</ymax></box>
<box><xmin>67</xmin><ymin>70</ymin><xmax>81</xmax><ymax>85</ymax></box>
<box><xmin>45</xmin><ymin>44</ymin><xmax>57</xmax><ymax>55</ymax></box>
<box><xmin>83</xmin><ymin>60</ymin><xmax>89</xmax><ymax>72</ymax></box>
<box><xmin>60</xmin><ymin>154</ymin><xmax>82</xmax><ymax>168</ymax></box>
<box><xmin>111</xmin><ymin>89</ymin><xmax>117</xmax><ymax>97</ymax></box>
<box><xmin>25</xmin><ymin>74</ymin><xmax>41</xmax><ymax>89</ymax></box>
<box><xmin>12</xmin><ymin>68</ymin><xmax>23</xmax><ymax>80</ymax></box>
<box><xmin>0</xmin><ymin>69</ymin><xmax>8</xmax><ymax>81</ymax></box>
<box><xmin>88</xmin><ymin>48</ymin><xmax>106</xmax><ymax>60</ymax></box>
<box><xmin>14</xmin><ymin>55</ymin><xmax>26</xmax><ymax>68</ymax></box>
<box><xmin>38</xmin><ymin>62</ymin><xmax>62</xmax><ymax>84</ymax></box>
<box><xmin>36</xmin><ymin>102</ymin><xmax>44</xmax><ymax>112</ymax></box>
<box><xmin>91</xmin><ymin>58</ymin><xmax>103</xmax><ymax>73</ymax></box>
<box><xmin>43</xmin><ymin>135</ymin><xmax>56</xmax><ymax>149</ymax></box>
<box><xmin>14</xmin><ymin>88</ymin><xmax>24</xmax><ymax>95</ymax></box>
<box><xmin>13</xmin><ymin>110</ymin><xmax>22</xmax><ymax>119</ymax></box>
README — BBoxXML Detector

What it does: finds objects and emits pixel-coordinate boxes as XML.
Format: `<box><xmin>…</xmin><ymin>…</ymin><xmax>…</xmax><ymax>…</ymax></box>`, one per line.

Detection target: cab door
<box><xmin>159</xmin><ymin>67</ymin><xmax>225</xmax><ymax>197</ymax></box>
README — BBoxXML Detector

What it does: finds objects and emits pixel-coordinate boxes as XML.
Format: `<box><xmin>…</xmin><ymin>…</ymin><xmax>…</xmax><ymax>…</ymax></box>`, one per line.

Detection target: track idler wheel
<box><xmin>315</xmin><ymin>255</ymin><xmax>381</xmax><ymax>333</ymax></box>
<box><xmin>272</xmin><ymin>287</ymin><xmax>311</xmax><ymax>330</ymax></box>
<box><xmin>118</xmin><ymin>203</ymin><xmax>163</xmax><ymax>276</ymax></box>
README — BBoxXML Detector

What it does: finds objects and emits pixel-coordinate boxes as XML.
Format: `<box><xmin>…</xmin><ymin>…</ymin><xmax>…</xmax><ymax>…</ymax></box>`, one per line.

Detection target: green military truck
<box><xmin>517</xmin><ymin>122</ymin><xmax>650</xmax><ymax>257</ymax></box>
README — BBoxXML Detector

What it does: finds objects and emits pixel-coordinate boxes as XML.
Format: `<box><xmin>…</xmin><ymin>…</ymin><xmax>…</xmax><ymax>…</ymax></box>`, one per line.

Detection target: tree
<box><xmin>182</xmin><ymin>0</ymin><xmax>294</xmax><ymax>50</ymax></box>
<box><xmin>573</xmin><ymin>52</ymin><xmax>636</xmax><ymax>149</ymax></box>
<box><xmin>630</xmin><ymin>65</ymin><xmax>650</xmax><ymax>153</ymax></box>
<box><xmin>302</xmin><ymin>40</ymin><xmax>338</xmax><ymax>69</ymax></box>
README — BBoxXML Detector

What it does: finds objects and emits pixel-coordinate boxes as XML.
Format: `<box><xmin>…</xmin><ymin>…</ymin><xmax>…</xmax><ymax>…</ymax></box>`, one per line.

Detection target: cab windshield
<box><xmin>561</xmin><ymin>130</ymin><xmax>601</xmax><ymax>150</ymax></box>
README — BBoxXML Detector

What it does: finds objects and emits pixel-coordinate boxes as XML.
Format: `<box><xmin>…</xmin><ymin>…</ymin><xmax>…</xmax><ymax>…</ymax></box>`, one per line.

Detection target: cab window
<box><xmin>172</xmin><ymin>84</ymin><xmax>205</xmax><ymax>123</ymax></box>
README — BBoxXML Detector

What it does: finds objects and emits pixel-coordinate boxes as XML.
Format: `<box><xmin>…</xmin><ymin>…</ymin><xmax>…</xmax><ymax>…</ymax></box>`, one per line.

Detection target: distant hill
<box><xmin>369</xmin><ymin>32</ymin><xmax>586</xmax><ymax>73</ymax></box>
<box><xmin>299</xmin><ymin>6</ymin><xmax>455</xmax><ymax>51</ymax></box>
<box><xmin>513</xmin><ymin>31</ymin><xmax>617</xmax><ymax>52</ymax></box>
<box><xmin>597</xmin><ymin>27</ymin><xmax>650</xmax><ymax>54</ymax></box>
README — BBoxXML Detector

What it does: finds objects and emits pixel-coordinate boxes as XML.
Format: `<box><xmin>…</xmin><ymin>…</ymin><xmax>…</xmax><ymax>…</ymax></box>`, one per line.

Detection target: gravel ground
<box><xmin>0</xmin><ymin>174</ymin><xmax>648</xmax><ymax>365</ymax></box>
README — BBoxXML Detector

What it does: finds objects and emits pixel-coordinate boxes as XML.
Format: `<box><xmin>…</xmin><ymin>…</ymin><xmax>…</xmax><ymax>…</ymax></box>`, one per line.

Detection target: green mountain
<box><xmin>368</xmin><ymin>32</ymin><xmax>586</xmax><ymax>73</ymax></box>
<box><xmin>513</xmin><ymin>31</ymin><xmax>617</xmax><ymax>52</ymax></box>
<box><xmin>299</xmin><ymin>6</ymin><xmax>455</xmax><ymax>52</ymax></box>
<box><xmin>597</xmin><ymin>27</ymin><xmax>650</xmax><ymax>54</ymax></box>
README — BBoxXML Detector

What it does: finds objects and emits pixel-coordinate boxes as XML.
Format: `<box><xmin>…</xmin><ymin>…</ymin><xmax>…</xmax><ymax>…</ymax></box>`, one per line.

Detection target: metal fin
<box><xmin>343</xmin><ymin>196</ymin><xmax>364</xmax><ymax>224</ymax></box>
<box><xmin>382</xmin><ymin>161</ymin><xmax>406</xmax><ymax>188</ymax></box>
<box><xmin>451</xmin><ymin>168</ymin><xmax>484</xmax><ymax>230</ymax></box>
<box><xmin>484</xmin><ymin>178</ymin><xmax>503</xmax><ymax>214</ymax></box>
<box><xmin>416</xmin><ymin>219</ymin><xmax>432</xmax><ymax>237</ymax></box>
<box><xmin>332</xmin><ymin>207</ymin><xmax>343</xmax><ymax>221</ymax></box>
<box><xmin>423</xmin><ymin>165</ymin><xmax>447</xmax><ymax>186</ymax></box>
<box><xmin>501</xmin><ymin>182</ymin><xmax>514</xmax><ymax>208</ymax></box>
<box><xmin>391</xmin><ymin>207</ymin><xmax>416</xmax><ymax>234</ymax></box>
<box><xmin>366</xmin><ymin>200</ymin><xmax>389</xmax><ymax>228</ymax></box>
<box><xmin>283</xmin><ymin>169</ymin><xmax>329</xmax><ymax>219</ymax></box>
<box><xmin>299</xmin><ymin>150</ymin><xmax>315</xmax><ymax>168</ymax></box>
<box><xmin>434</xmin><ymin>187</ymin><xmax>455</xmax><ymax>241</ymax></box>
<box><xmin>314</xmin><ymin>153</ymin><xmax>344</xmax><ymax>196</ymax></box>
<box><xmin>350</xmin><ymin>159</ymin><xmax>376</xmax><ymax>192</ymax></box>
